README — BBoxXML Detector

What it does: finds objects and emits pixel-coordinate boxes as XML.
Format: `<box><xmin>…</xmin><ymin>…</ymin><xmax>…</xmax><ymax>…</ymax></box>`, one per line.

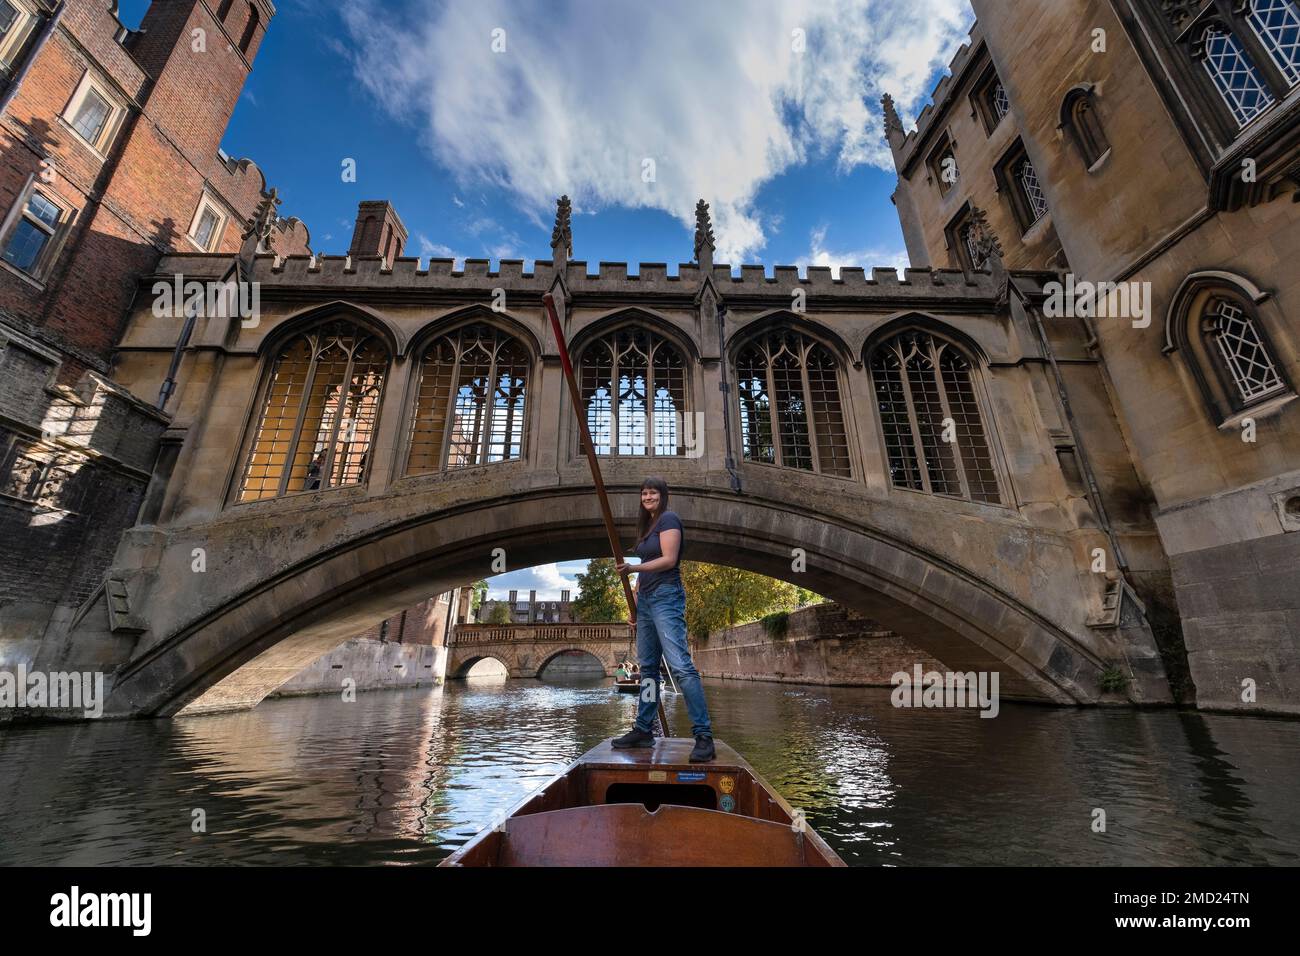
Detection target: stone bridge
<box><xmin>39</xmin><ymin>226</ymin><xmax>1181</xmax><ymax>717</ymax></box>
<box><xmin>447</xmin><ymin>623</ymin><xmax>633</xmax><ymax>679</ymax></box>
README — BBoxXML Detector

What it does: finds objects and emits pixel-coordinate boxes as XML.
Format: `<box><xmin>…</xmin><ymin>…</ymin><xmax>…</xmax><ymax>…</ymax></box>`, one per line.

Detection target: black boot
<box><xmin>611</xmin><ymin>727</ymin><xmax>655</xmax><ymax>749</ymax></box>
<box><xmin>689</xmin><ymin>735</ymin><xmax>715</xmax><ymax>762</ymax></box>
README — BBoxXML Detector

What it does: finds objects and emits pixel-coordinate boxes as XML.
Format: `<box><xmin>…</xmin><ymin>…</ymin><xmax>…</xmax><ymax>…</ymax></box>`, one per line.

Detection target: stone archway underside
<box><xmin>101</xmin><ymin>489</ymin><xmax>1120</xmax><ymax>718</ymax></box>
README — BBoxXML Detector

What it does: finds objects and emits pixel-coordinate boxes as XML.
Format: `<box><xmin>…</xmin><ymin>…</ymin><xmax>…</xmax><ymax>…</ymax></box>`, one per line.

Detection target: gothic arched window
<box><xmin>579</xmin><ymin>327</ymin><xmax>688</xmax><ymax>456</ymax></box>
<box><xmin>869</xmin><ymin>330</ymin><xmax>1000</xmax><ymax>504</ymax></box>
<box><xmin>1061</xmin><ymin>87</ymin><xmax>1111</xmax><ymax>168</ymax></box>
<box><xmin>1165</xmin><ymin>274</ymin><xmax>1293</xmax><ymax>425</ymax></box>
<box><xmin>735</xmin><ymin>328</ymin><xmax>850</xmax><ymax>477</ymax></box>
<box><xmin>405</xmin><ymin>323</ymin><xmax>528</xmax><ymax>475</ymax></box>
<box><xmin>1200</xmin><ymin>23</ymin><xmax>1277</xmax><ymax>125</ymax></box>
<box><xmin>1246</xmin><ymin>0</ymin><xmax>1300</xmax><ymax>86</ymax></box>
<box><xmin>238</xmin><ymin>319</ymin><xmax>389</xmax><ymax>501</ymax></box>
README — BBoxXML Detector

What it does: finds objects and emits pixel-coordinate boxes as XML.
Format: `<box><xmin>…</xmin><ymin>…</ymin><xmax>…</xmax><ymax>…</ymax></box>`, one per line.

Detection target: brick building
<box><xmin>480</xmin><ymin>589</ymin><xmax>576</xmax><ymax>625</ymax></box>
<box><xmin>0</xmin><ymin>0</ymin><xmax>309</xmax><ymax>650</ymax></box>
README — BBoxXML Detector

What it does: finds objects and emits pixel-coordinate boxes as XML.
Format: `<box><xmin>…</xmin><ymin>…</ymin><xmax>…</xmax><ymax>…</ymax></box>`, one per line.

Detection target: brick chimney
<box><xmin>348</xmin><ymin>200</ymin><xmax>408</xmax><ymax>263</ymax></box>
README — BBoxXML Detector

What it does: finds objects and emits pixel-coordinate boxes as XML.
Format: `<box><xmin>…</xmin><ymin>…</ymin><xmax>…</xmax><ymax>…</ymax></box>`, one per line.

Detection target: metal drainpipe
<box><xmin>157</xmin><ymin>298</ymin><xmax>198</xmax><ymax>409</ymax></box>
<box><xmin>716</xmin><ymin>303</ymin><xmax>742</xmax><ymax>493</ymax></box>
<box><xmin>157</xmin><ymin>260</ymin><xmax>239</xmax><ymax>409</ymax></box>
<box><xmin>0</xmin><ymin>2</ymin><xmax>65</xmax><ymax>119</ymax></box>
<box><xmin>1026</xmin><ymin>293</ymin><xmax>1132</xmax><ymax>580</ymax></box>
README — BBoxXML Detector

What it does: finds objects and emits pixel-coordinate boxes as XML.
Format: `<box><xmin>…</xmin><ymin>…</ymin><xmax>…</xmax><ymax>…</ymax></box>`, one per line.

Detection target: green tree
<box><xmin>470</xmin><ymin>580</ymin><xmax>488</xmax><ymax>614</ymax></box>
<box><xmin>485</xmin><ymin>602</ymin><xmax>511</xmax><ymax>625</ymax></box>
<box><xmin>571</xmin><ymin>557</ymin><xmax>629</xmax><ymax>623</ymax></box>
<box><xmin>680</xmin><ymin>562</ymin><xmax>810</xmax><ymax>640</ymax></box>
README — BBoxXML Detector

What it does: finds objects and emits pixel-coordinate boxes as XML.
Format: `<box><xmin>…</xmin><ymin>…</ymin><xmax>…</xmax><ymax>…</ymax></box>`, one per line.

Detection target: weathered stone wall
<box><xmin>0</xmin><ymin>322</ymin><xmax>167</xmax><ymax>665</ymax></box>
<box><xmin>694</xmin><ymin>602</ymin><xmax>945</xmax><ymax>686</ymax></box>
<box><xmin>889</xmin><ymin>0</ymin><xmax>1300</xmax><ymax>714</ymax></box>
<box><xmin>269</xmin><ymin>638</ymin><xmax>445</xmax><ymax>699</ymax></box>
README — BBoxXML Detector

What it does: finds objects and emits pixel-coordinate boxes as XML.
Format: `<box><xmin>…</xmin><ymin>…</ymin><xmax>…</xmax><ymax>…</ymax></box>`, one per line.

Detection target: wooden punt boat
<box><xmin>439</xmin><ymin>737</ymin><xmax>845</xmax><ymax>866</ymax></box>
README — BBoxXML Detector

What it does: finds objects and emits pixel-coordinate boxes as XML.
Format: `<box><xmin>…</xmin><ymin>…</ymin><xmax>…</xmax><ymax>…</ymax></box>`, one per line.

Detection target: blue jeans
<box><xmin>634</xmin><ymin>580</ymin><xmax>713</xmax><ymax>738</ymax></box>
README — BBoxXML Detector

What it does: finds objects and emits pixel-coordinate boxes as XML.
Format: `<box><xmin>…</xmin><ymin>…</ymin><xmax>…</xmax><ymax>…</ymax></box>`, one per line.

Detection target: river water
<box><xmin>1</xmin><ymin>677</ymin><xmax>1297</xmax><ymax>866</ymax></box>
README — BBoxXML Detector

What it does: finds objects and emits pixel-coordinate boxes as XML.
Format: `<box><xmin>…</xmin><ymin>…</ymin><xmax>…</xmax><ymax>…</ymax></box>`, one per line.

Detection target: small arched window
<box><xmin>1166</xmin><ymin>275</ymin><xmax>1293</xmax><ymax>424</ymax></box>
<box><xmin>405</xmin><ymin>323</ymin><xmax>529</xmax><ymax>474</ymax></box>
<box><xmin>1200</xmin><ymin>293</ymin><xmax>1286</xmax><ymax>408</ymax></box>
<box><xmin>217</xmin><ymin>0</ymin><xmax>236</xmax><ymax>21</ymax></box>
<box><xmin>735</xmin><ymin>327</ymin><xmax>850</xmax><ymax>477</ymax></box>
<box><xmin>869</xmin><ymin>330</ymin><xmax>1000</xmax><ymax>504</ymax></box>
<box><xmin>579</xmin><ymin>327</ymin><xmax>688</xmax><ymax>456</ymax></box>
<box><xmin>239</xmin><ymin>4</ymin><xmax>259</xmax><ymax>54</ymax></box>
<box><xmin>238</xmin><ymin>319</ymin><xmax>389</xmax><ymax>501</ymax></box>
<box><xmin>1061</xmin><ymin>87</ymin><xmax>1110</xmax><ymax>168</ymax></box>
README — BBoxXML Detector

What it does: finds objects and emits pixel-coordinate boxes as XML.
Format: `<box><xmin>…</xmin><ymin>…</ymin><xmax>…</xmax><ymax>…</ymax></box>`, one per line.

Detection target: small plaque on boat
<box><xmin>647</xmin><ymin>770</ymin><xmax>667</xmax><ymax>782</ymax></box>
<box><xmin>677</xmin><ymin>772</ymin><xmax>707</xmax><ymax>781</ymax></box>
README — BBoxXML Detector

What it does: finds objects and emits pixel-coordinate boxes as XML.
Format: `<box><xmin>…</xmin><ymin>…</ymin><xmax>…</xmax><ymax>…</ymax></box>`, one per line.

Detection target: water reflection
<box><xmin>0</xmin><ymin>678</ymin><xmax>1297</xmax><ymax>866</ymax></box>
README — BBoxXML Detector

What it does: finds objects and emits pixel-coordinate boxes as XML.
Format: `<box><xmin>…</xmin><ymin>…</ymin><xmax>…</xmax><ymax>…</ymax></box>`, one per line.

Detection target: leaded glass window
<box><xmin>578</xmin><ymin>328</ymin><xmax>686</xmax><ymax>456</ymax></box>
<box><xmin>1017</xmin><ymin>158</ymin><xmax>1050</xmax><ymax>223</ymax></box>
<box><xmin>1247</xmin><ymin>0</ymin><xmax>1300</xmax><ymax>86</ymax></box>
<box><xmin>405</xmin><ymin>323</ymin><xmax>528</xmax><ymax>474</ymax></box>
<box><xmin>735</xmin><ymin>329</ymin><xmax>850</xmax><ymax>477</ymax></box>
<box><xmin>1202</xmin><ymin>296</ymin><xmax>1285</xmax><ymax>404</ymax></box>
<box><xmin>239</xmin><ymin>320</ymin><xmax>389</xmax><ymax>500</ymax></box>
<box><xmin>991</xmin><ymin>80</ymin><xmax>1010</xmax><ymax>122</ymax></box>
<box><xmin>1201</xmin><ymin>24</ymin><xmax>1277</xmax><ymax>125</ymax></box>
<box><xmin>870</xmin><ymin>330</ymin><xmax>1000</xmax><ymax>504</ymax></box>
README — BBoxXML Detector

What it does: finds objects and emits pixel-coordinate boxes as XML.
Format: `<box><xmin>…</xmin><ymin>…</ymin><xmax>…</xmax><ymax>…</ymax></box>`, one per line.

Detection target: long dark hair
<box><xmin>635</xmin><ymin>476</ymin><xmax>670</xmax><ymax>546</ymax></box>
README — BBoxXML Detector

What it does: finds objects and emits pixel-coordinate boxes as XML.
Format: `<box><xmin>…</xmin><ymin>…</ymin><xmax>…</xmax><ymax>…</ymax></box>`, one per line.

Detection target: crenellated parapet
<box><xmin>890</xmin><ymin>22</ymin><xmax>988</xmax><ymax>172</ymax></box>
<box><xmin>150</xmin><ymin>252</ymin><xmax>1013</xmax><ymax>306</ymax></box>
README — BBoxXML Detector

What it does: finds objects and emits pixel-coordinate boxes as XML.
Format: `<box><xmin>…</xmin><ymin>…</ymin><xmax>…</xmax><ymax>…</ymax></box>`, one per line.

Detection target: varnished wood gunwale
<box><xmin>439</xmin><ymin>738</ymin><xmax>845</xmax><ymax>867</ymax></box>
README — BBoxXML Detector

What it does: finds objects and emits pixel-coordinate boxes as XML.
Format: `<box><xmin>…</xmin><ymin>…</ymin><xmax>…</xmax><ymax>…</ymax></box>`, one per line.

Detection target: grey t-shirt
<box><xmin>633</xmin><ymin>510</ymin><xmax>683</xmax><ymax>595</ymax></box>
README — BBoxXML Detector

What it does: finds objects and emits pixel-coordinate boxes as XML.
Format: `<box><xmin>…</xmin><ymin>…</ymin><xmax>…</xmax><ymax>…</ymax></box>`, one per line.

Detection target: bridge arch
<box><xmin>451</xmin><ymin>655</ymin><xmax>512</xmax><ymax>679</ymax></box>
<box><xmin>536</xmin><ymin>648</ymin><xmax>612</xmax><ymax>678</ymax></box>
<box><xmin>96</xmin><ymin>485</ymin><xmax>1135</xmax><ymax>718</ymax></box>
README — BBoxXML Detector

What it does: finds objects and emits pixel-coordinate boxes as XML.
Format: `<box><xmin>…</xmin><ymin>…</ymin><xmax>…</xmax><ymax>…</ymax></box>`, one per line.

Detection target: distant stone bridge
<box><xmin>38</xmin><ymin>234</ymin><xmax>1179</xmax><ymax>717</ymax></box>
<box><xmin>447</xmin><ymin>623</ymin><xmax>633</xmax><ymax>679</ymax></box>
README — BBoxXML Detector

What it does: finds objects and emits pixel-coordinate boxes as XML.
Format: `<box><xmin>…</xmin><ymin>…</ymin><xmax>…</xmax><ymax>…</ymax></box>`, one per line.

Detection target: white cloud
<box><xmin>417</xmin><ymin>233</ymin><xmax>464</xmax><ymax>269</ymax></box>
<box><xmin>796</xmin><ymin>225</ymin><xmax>910</xmax><ymax>278</ymax></box>
<box><xmin>487</xmin><ymin>562</ymin><xmax>584</xmax><ymax>600</ymax></box>
<box><xmin>341</xmin><ymin>0</ymin><xmax>972</xmax><ymax>263</ymax></box>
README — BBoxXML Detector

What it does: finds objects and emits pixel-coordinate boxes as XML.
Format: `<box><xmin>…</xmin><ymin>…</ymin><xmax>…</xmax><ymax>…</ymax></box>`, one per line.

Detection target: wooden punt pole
<box><xmin>542</xmin><ymin>292</ymin><xmax>671</xmax><ymax>737</ymax></box>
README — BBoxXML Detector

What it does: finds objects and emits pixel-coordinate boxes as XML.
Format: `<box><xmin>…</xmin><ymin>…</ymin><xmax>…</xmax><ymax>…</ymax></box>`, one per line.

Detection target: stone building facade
<box><xmin>886</xmin><ymin>0</ymin><xmax>1300</xmax><ymax>712</ymax></box>
<box><xmin>49</xmin><ymin>188</ymin><xmax>1186</xmax><ymax>717</ymax></box>
<box><xmin>0</xmin><ymin>0</ymin><xmax>310</xmax><ymax>660</ymax></box>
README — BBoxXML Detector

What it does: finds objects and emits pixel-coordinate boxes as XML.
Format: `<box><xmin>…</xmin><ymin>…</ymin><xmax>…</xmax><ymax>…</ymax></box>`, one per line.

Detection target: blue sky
<box><xmin>125</xmin><ymin>0</ymin><xmax>975</xmax><ymax>597</ymax></box>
